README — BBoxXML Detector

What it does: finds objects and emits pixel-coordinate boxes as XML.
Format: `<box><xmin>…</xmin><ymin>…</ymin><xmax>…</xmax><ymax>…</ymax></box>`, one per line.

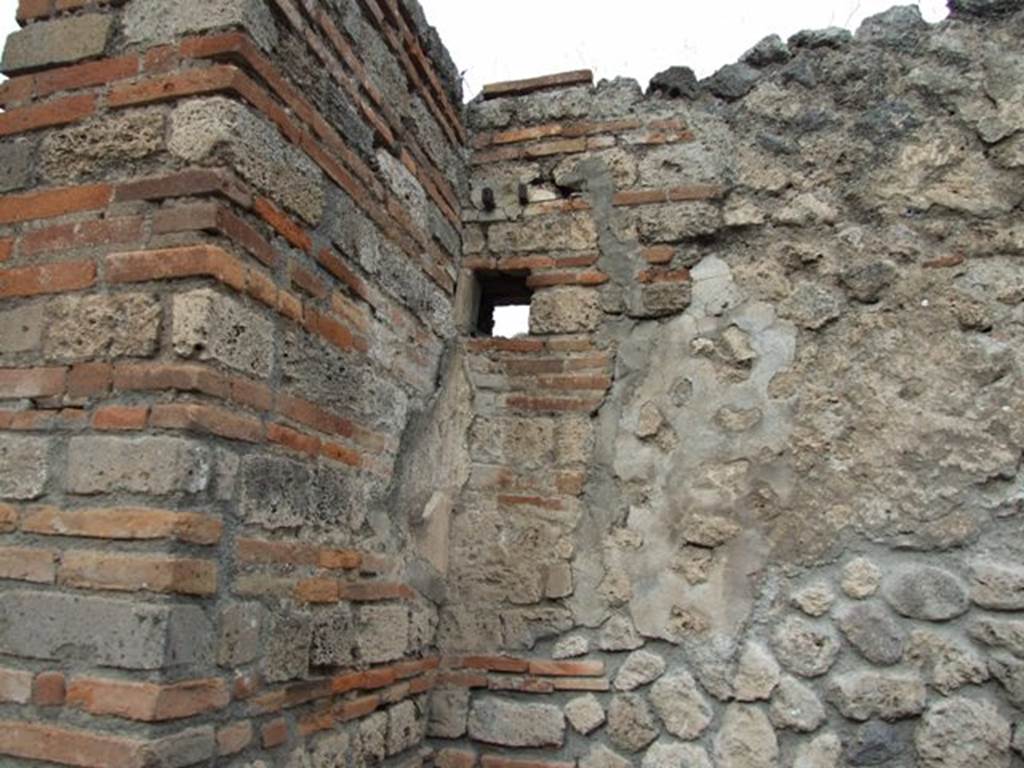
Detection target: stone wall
<box><xmin>3</xmin><ymin>0</ymin><xmax>1024</xmax><ymax>767</ymax></box>
<box><xmin>429</xmin><ymin>2</ymin><xmax>1024</xmax><ymax>767</ymax></box>
<box><xmin>0</xmin><ymin>0</ymin><xmax>464</xmax><ymax>765</ymax></box>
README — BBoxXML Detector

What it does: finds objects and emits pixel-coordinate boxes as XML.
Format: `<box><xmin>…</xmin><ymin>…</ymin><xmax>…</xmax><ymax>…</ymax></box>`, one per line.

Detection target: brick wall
<box><xmin>0</xmin><ymin>0</ymin><xmax>464</xmax><ymax>765</ymax></box>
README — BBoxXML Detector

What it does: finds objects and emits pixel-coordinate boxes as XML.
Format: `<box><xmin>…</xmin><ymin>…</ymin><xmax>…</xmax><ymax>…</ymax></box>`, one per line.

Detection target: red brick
<box><xmin>150</xmin><ymin>403</ymin><xmax>264</xmax><ymax>443</ymax></box>
<box><xmin>0</xmin><ymin>721</ymin><xmax>144</xmax><ymax>766</ymax></box>
<box><xmin>0</xmin><ymin>667</ymin><xmax>33</xmax><ymax>704</ymax></box>
<box><xmin>260</xmin><ymin>717</ymin><xmax>288</xmax><ymax>748</ymax></box>
<box><xmin>523</xmin><ymin>138</ymin><xmax>588</xmax><ymax>159</ymax></box>
<box><xmin>268</xmin><ymin>422</ymin><xmax>321</xmax><ymax>457</ymax></box>
<box><xmin>107</xmin><ymin>65</ymin><xmax>240</xmax><ymax>108</ymax></box>
<box><xmin>22</xmin><ymin>505</ymin><xmax>222</xmax><ymax>545</ymax></box>
<box><xmin>436</xmin><ymin>748</ymin><xmax>478</xmax><ymax>768</ymax></box>
<box><xmin>217</xmin><ymin>720</ymin><xmax>253</xmax><ymax>756</ymax></box>
<box><xmin>482</xmin><ymin>69</ymin><xmax>593</xmax><ymax>99</ymax></box>
<box><xmin>20</xmin><ymin>216</ymin><xmax>145</xmax><ymax>258</ymax></box>
<box><xmin>318</xmin><ymin>548</ymin><xmax>361</xmax><ymax>571</ymax></box>
<box><xmin>236</xmin><ymin>537</ymin><xmax>318</xmax><ymax>567</ymax></box>
<box><xmin>0</xmin><ymin>238</ymin><xmax>13</xmax><ymax>262</ymax></box>
<box><xmin>113</xmin><ymin>361</ymin><xmax>229</xmax><ymax>399</ymax></box>
<box><xmin>0</xmin><ymin>505</ymin><xmax>17</xmax><ymax>533</ymax></box>
<box><xmin>114</xmin><ymin>168</ymin><xmax>252</xmax><ymax>208</ymax></box>
<box><xmin>637</xmin><ymin>268</ymin><xmax>691</xmax><ymax>284</ymax></box>
<box><xmin>142</xmin><ymin>44</ymin><xmax>180</xmax><ymax>74</ymax></box>
<box><xmin>0</xmin><ymin>183</ymin><xmax>111</xmax><ymax>225</ymax></box>
<box><xmin>254</xmin><ymin>196</ymin><xmax>312</xmax><ymax>253</ymax></box>
<box><xmin>462</xmin><ymin>656</ymin><xmax>529</xmax><ymax>674</ymax></box>
<box><xmin>32</xmin><ymin>671</ymin><xmax>65</xmax><ymax>707</ymax></box>
<box><xmin>526</xmin><ymin>270</ymin><xmax>608</xmax><ymax>288</ymax></box>
<box><xmin>506</xmin><ymin>395</ymin><xmax>603</xmax><ymax>413</ymax></box>
<box><xmin>0</xmin><ymin>366</ymin><xmax>65</xmax><ymax>398</ymax></box>
<box><xmin>16</xmin><ymin>0</ymin><xmax>51</xmax><ymax>21</ymax></box>
<box><xmin>35</xmin><ymin>56</ymin><xmax>139</xmax><ymax>99</ymax></box>
<box><xmin>67</xmin><ymin>676</ymin><xmax>229</xmax><ymax>722</ymax></box>
<box><xmin>0</xmin><ymin>93</ymin><xmax>95</xmax><ymax>137</ymax></box>
<box><xmin>335</xmin><ymin>693</ymin><xmax>380</xmax><ymax>722</ymax></box>
<box><xmin>643</xmin><ymin>245</ymin><xmax>675</xmax><ymax>264</ymax></box>
<box><xmin>481</xmin><ymin>757</ymin><xmax>574</xmax><ymax>768</ymax></box>
<box><xmin>465</xmin><ymin>338</ymin><xmax>545</xmax><ymax>353</ymax></box>
<box><xmin>0</xmin><ymin>260</ymin><xmax>96</xmax><ymax>298</ymax></box>
<box><xmin>0</xmin><ymin>546</ymin><xmax>57</xmax><ymax>584</ymax></box>
<box><xmin>93</xmin><ymin>405</ymin><xmax>148</xmax><ymax>431</ymax></box>
<box><xmin>218</xmin><ymin>207</ymin><xmax>277</xmax><ymax>267</ymax></box>
<box><xmin>152</xmin><ymin>201</ymin><xmax>220</xmax><ymax>234</ymax></box>
<box><xmin>228</xmin><ymin>376</ymin><xmax>273</xmax><ymax>412</ymax></box>
<box><xmin>527</xmin><ymin>659</ymin><xmax>605</xmax><ymax>676</ymax></box>
<box><xmin>59</xmin><ymin>550</ymin><xmax>218</xmax><ymax>596</ymax></box>
<box><xmin>294</xmin><ymin>577</ymin><xmax>340</xmax><ymax>604</ymax></box>
<box><xmin>66</xmin><ymin>362</ymin><xmax>111</xmax><ymax>398</ymax></box>
<box><xmin>337</xmin><ymin>581</ymin><xmax>414</xmax><ymax>601</ymax></box>
<box><xmin>550</xmin><ymin>676</ymin><xmax>611</xmax><ymax>691</ymax></box>
<box><xmin>105</xmin><ymin>244</ymin><xmax>245</xmax><ymax>291</ymax></box>
<box><xmin>923</xmin><ymin>254</ymin><xmax>966</xmax><ymax>269</ymax></box>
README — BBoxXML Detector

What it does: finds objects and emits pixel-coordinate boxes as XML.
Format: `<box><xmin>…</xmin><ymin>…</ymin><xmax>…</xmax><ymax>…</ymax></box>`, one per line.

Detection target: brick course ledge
<box><xmin>481</xmin><ymin>69</ymin><xmax>593</xmax><ymax>100</ymax></box>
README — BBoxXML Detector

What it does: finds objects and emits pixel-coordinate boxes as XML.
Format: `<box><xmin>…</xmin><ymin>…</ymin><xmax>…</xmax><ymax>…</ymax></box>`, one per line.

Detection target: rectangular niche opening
<box><xmin>474</xmin><ymin>270</ymin><xmax>532</xmax><ymax>338</ymax></box>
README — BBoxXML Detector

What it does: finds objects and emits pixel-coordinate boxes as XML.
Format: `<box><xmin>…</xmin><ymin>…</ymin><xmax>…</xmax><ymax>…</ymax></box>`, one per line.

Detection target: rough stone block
<box><xmin>1</xmin><ymin>15</ymin><xmax>111</xmax><ymax>74</ymax></box>
<box><xmin>44</xmin><ymin>293</ymin><xmax>161</xmax><ymax>362</ymax></box>
<box><xmin>263</xmin><ymin>611</ymin><xmax>311</xmax><ymax>683</ymax></box>
<box><xmin>0</xmin><ymin>435</ymin><xmax>48</xmax><ymax>500</ymax></box>
<box><xmin>427</xmin><ymin>688</ymin><xmax>469</xmax><ymax>738</ymax></box>
<box><xmin>387</xmin><ymin>699</ymin><xmax>423</xmax><ymax>756</ymax></box>
<box><xmin>467</xmin><ymin>696</ymin><xmax>565</xmax><ymax>748</ymax></box>
<box><xmin>169</xmin><ymin>98</ymin><xmax>324</xmax><ymax>224</ymax></box>
<box><xmin>39</xmin><ymin>109</ymin><xmax>165</xmax><ymax>183</ymax></box>
<box><xmin>172</xmin><ymin>288</ymin><xmax>274</xmax><ymax>378</ymax></box>
<box><xmin>217</xmin><ymin>602</ymin><xmax>264</xmax><ymax>667</ymax></box>
<box><xmin>0</xmin><ymin>304</ymin><xmax>44</xmax><ymax>356</ymax></box>
<box><xmin>310</xmin><ymin>605</ymin><xmax>355</xmax><ymax>668</ymax></box>
<box><xmin>123</xmin><ymin>0</ymin><xmax>278</xmax><ymax>52</ymax></box>
<box><xmin>356</xmin><ymin>604</ymin><xmax>409</xmax><ymax>664</ymax></box>
<box><xmin>530</xmin><ymin>287</ymin><xmax>602</xmax><ymax>334</ymax></box>
<box><xmin>0</xmin><ymin>141</ymin><xmax>32</xmax><ymax>193</ymax></box>
<box><xmin>238</xmin><ymin>454</ymin><xmax>310</xmax><ymax>530</ymax></box>
<box><xmin>66</xmin><ymin>436</ymin><xmax>212</xmax><ymax>496</ymax></box>
<box><xmin>0</xmin><ymin>590</ymin><xmax>211</xmax><ymax>669</ymax></box>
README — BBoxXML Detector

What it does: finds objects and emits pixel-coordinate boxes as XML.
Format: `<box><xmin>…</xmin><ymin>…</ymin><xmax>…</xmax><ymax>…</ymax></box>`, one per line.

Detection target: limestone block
<box><xmin>905</xmin><ymin>630</ymin><xmax>988</xmax><ymax>694</ymax></box>
<box><xmin>614</xmin><ymin>650</ymin><xmax>666</xmax><ymax>691</ymax></box>
<box><xmin>530</xmin><ymin>287</ymin><xmax>602</xmax><ymax>334</ymax></box>
<box><xmin>733</xmin><ymin>641</ymin><xmax>781</xmax><ymax>701</ymax></box>
<box><xmin>841</xmin><ymin>557</ymin><xmax>882</xmax><ymax>599</ymax></box>
<box><xmin>0</xmin><ymin>590</ymin><xmax>212</xmax><ymax>669</ymax></box>
<box><xmin>427</xmin><ymin>688</ymin><xmax>469</xmax><ymax>738</ymax></box>
<box><xmin>607</xmin><ymin>694</ymin><xmax>659</xmax><ymax>753</ymax></box>
<box><xmin>793</xmin><ymin>733</ymin><xmax>842</xmax><ymax>768</ymax></box>
<box><xmin>915</xmin><ymin>697</ymin><xmax>1011</xmax><ymax>768</ymax></box>
<box><xmin>45</xmin><ymin>293</ymin><xmax>161</xmax><ymax>362</ymax></box>
<box><xmin>123</xmin><ymin>0</ymin><xmax>278</xmax><ymax>52</ymax></box>
<box><xmin>769</xmin><ymin>675</ymin><xmax>826</xmax><ymax>732</ymax></box>
<box><xmin>581</xmin><ymin>745</ymin><xmax>631</xmax><ymax>768</ymax></box>
<box><xmin>791</xmin><ymin>582</ymin><xmax>835</xmax><ymax>617</ymax></box>
<box><xmin>826</xmin><ymin>671</ymin><xmax>926</xmax><ymax>721</ymax></box>
<box><xmin>238</xmin><ymin>454</ymin><xmax>310</xmax><ymax>530</ymax></box>
<box><xmin>643</xmin><ymin>742</ymin><xmax>712</xmax><ymax>768</ymax></box>
<box><xmin>67</xmin><ymin>436</ymin><xmax>212</xmax><ymax>496</ymax></box>
<box><xmin>387</xmin><ymin>700</ymin><xmax>423</xmax><ymax>756</ymax></box>
<box><xmin>467</xmin><ymin>697</ymin><xmax>565</xmax><ymax>748</ymax></box>
<box><xmin>836</xmin><ymin>603</ymin><xmax>906</xmax><ymax>665</ymax></box>
<box><xmin>172</xmin><ymin>288</ymin><xmax>274</xmax><ymax>378</ymax></box>
<box><xmin>565</xmin><ymin>694</ymin><xmax>605</xmax><ymax>734</ymax></box>
<box><xmin>40</xmin><ymin>109</ymin><xmax>165</xmax><ymax>183</ymax></box>
<box><xmin>356</xmin><ymin>604</ymin><xmax>409</xmax><ymax>664</ymax></box>
<box><xmin>218</xmin><ymin>602</ymin><xmax>264</xmax><ymax>667</ymax></box>
<box><xmin>169</xmin><ymin>98</ymin><xmax>324</xmax><ymax>224</ymax></box>
<box><xmin>0</xmin><ymin>435</ymin><xmax>48</xmax><ymax>500</ymax></box>
<box><xmin>263</xmin><ymin>612</ymin><xmax>311</xmax><ymax>683</ymax></box>
<box><xmin>772</xmin><ymin>616</ymin><xmax>840</xmax><ymax>678</ymax></box>
<box><xmin>2</xmin><ymin>15</ymin><xmax>110</xmax><ymax>74</ymax></box>
<box><xmin>0</xmin><ymin>141</ymin><xmax>32</xmax><ymax>193</ymax></box>
<box><xmin>969</xmin><ymin>560</ymin><xmax>1024</xmax><ymax>610</ymax></box>
<box><xmin>488</xmin><ymin>213</ymin><xmax>597</xmax><ymax>253</ymax></box>
<box><xmin>882</xmin><ymin>566</ymin><xmax>969</xmax><ymax>621</ymax></box>
<box><xmin>713</xmin><ymin>705</ymin><xmax>780</xmax><ymax>768</ymax></box>
<box><xmin>649</xmin><ymin>670</ymin><xmax>713</xmax><ymax>740</ymax></box>
<box><xmin>310</xmin><ymin>605</ymin><xmax>355</xmax><ymax>668</ymax></box>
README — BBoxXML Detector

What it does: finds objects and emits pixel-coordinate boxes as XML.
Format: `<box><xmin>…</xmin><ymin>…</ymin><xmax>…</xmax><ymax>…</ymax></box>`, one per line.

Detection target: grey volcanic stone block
<box><xmin>2</xmin><ymin>15</ymin><xmax>111</xmax><ymax>74</ymax></box>
<box><xmin>0</xmin><ymin>590</ymin><xmax>212</xmax><ymax>669</ymax></box>
<box><xmin>66</xmin><ymin>436</ymin><xmax>212</xmax><ymax>496</ymax></box>
<box><xmin>0</xmin><ymin>435</ymin><xmax>48</xmax><ymax>500</ymax></box>
<box><xmin>468</xmin><ymin>696</ymin><xmax>565</xmax><ymax>747</ymax></box>
<box><xmin>123</xmin><ymin>0</ymin><xmax>278</xmax><ymax>52</ymax></box>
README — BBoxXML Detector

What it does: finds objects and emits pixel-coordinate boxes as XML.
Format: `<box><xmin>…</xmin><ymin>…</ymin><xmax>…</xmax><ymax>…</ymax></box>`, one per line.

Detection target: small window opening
<box><xmin>474</xmin><ymin>270</ymin><xmax>532</xmax><ymax>338</ymax></box>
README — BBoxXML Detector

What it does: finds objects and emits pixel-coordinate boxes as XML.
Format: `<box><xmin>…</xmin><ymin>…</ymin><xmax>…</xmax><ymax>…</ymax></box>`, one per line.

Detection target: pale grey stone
<box><xmin>468</xmin><ymin>697</ymin><xmax>565</xmax><ymax>748</ymax></box>
<box><xmin>263</xmin><ymin>611</ymin><xmax>311</xmax><ymax>683</ymax></box>
<box><xmin>772</xmin><ymin>616</ymin><xmax>840</xmax><ymax>678</ymax></box>
<box><xmin>0</xmin><ymin>435</ymin><xmax>48</xmax><ymax>500</ymax></box>
<box><xmin>40</xmin><ymin>110</ymin><xmax>165</xmax><ymax>183</ymax></box>
<box><xmin>915</xmin><ymin>697</ymin><xmax>1011</xmax><ymax>768</ymax></box>
<box><xmin>356</xmin><ymin>604</ymin><xmax>409</xmax><ymax>664</ymax></box>
<box><xmin>608</xmin><ymin>694</ymin><xmax>659</xmax><ymax>753</ymax></box>
<box><xmin>565</xmin><ymin>694</ymin><xmax>606</xmax><ymax>735</ymax></box>
<box><xmin>45</xmin><ymin>293</ymin><xmax>161</xmax><ymax>362</ymax></box>
<box><xmin>580</xmin><ymin>744</ymin><xmax>632</xmax><ymax>768</ymax></box>
<box><xmin>140</xmin><ymin>726</ymin><xmax>215</xmax><ymax>768</ymax></box>
<box><xmin>733</xmin><ymin>641</ymin><xmax>780</xmax><ymax>701</ymax></box>
<box><xmin>791</xmin><ymin>582</ymin><xmax>835</xmax><ymax>617</ymax></box>
<box><xmin>713</xmin><ymin>704</ymin><xmax>780</xmax><ymax>768</ymax></box>
<box><xmin>123</xmin><ymin>0</ymin><xmax>278</xmax><ymax>52</ymax></box>
<box><xmin>615</xmin><ymin>649</ymin><xmax>666</xmax><ymax>691</ymax></box>
<box><xmin>826</xmin><ymin>671</ymin><xmax>926</xmax><ymax>721</ymax></box>
<box><xmin>310</xmin><ymin>605</ymin><xmax>355</xmax><ymax>668</ymax></box>
<box><xmin>169</xmin><ymin>97</ymin><xmax>324</xmax><ymax>223</ymax></box>
<box><xmin>836</xmin><ymin>602</ymin><xmax>906</xmax><ymax>665</ymax></box>
<box><xmin>0</xmin><ymin>304</ymin><xmax>44</xmax><ymax>356</ymax></box>
<box><xmin>643</xmin><ymin>742</ymin><xmax>712</xmax><ymax>768</ymax></box>
<box><xmin>769</xmin><ymin>675</ymin><xmax>825</xmax><ymax>732</ymax></box>
<box><xmin>970</xmin><ymin>618</ymin><xmax>1024</xmax><ymax>658</ymax></box>
<box><xmin>217</xmin><ymin>602</ymin><xmax>263</xmax><ymax>667</ymax></box>
<box><xmin>386</xmin><ymin>700</ymin><xmax>422</xmax><ymax>756</ymax></box>
<box><xmin>530</xmin><ymin>287</ymin><xmax>603</xmax><ymax>334</ymax></box>
<box><xmin>842</xmin><ymin>557</ymin><xmax>882</xmax><ymax>599</ymax></box>
<box><xmin>0</xmin><ymin>590</ymin><xmax>212</xmax><ymax>669</ymax></box>
<box><xmin>172</xmin><ymin>288</ymin><xmax>274</xmax><ymax>377</ymax></box>
<box><xmin>2</xmin><ymin>14</ymin><xmax>110</xmax><ymax>73</ymax></box>
<box><xmin>553</xmin><ymin>633</ymin><xmax>590</xmax><ymax>658</ymax></box>
<box><xmin>427</xmin><ymin>687</ymin><xmax>469</xmax><ymax>738</ymax></box>
<box><xmin>649</xmin><ymin>670</ymin><xmax>713</xmax><ymax>740</ymax></box>
<box><xmin>0</xmin><ymin>141</ymin><xmax>32</xmax><ymax>193</ymax></box>
<box><xmin>905</xmin><ymin>630</ymin><xmax>989</xmax><ymax>694</ymax></box>
<box><xmin>794</xmin><ymin>732</ymin><xmax>842</xmax><ymax>768</ymax></box>
<box><xmin>66</xmin><ymin>436</ymin><xmax>211</xmax><ymax>496</ymax></box>
<box><xmin>969</xmin><ymin>560</ymin><xmax>1024</xmax><ymax>611</ymax></box>
<box><xmin>883</xmin><ymin>566</ymin><xmax>970</xmax><ymax>621</ymax></box>
<box><xmin>599</xmin><ymin>615</ymin><xmax>644</xmax><ymax>651</ymax></box>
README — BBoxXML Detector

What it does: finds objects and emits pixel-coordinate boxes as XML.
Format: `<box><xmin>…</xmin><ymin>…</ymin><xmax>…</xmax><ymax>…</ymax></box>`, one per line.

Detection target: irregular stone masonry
<box><xmin>2</xmin><ymin>0</ymin><xmax>1024</xmax><ymax>766</ymax></box>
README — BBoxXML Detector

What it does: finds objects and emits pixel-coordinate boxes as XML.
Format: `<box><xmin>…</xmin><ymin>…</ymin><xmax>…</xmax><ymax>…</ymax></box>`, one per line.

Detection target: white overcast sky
<box><xmin>422</xmin><ymin>0</ymin><xmax>949</xmax><ymax>99</ymax></box>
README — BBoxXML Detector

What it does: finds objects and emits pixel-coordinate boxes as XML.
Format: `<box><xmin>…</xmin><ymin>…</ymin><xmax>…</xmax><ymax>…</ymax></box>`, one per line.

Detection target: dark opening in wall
<box><xmin>474</xmin><ymin>270</ymin><xmax>532</xmax><ymax>337</ymax></box>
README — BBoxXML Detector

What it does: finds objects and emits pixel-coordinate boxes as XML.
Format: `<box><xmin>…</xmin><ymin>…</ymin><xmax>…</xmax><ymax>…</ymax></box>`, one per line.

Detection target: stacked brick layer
<box><xmin>0</xmin><ymin>0</ymin><xmax>464</xmax><ymax>765</ymax></box>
